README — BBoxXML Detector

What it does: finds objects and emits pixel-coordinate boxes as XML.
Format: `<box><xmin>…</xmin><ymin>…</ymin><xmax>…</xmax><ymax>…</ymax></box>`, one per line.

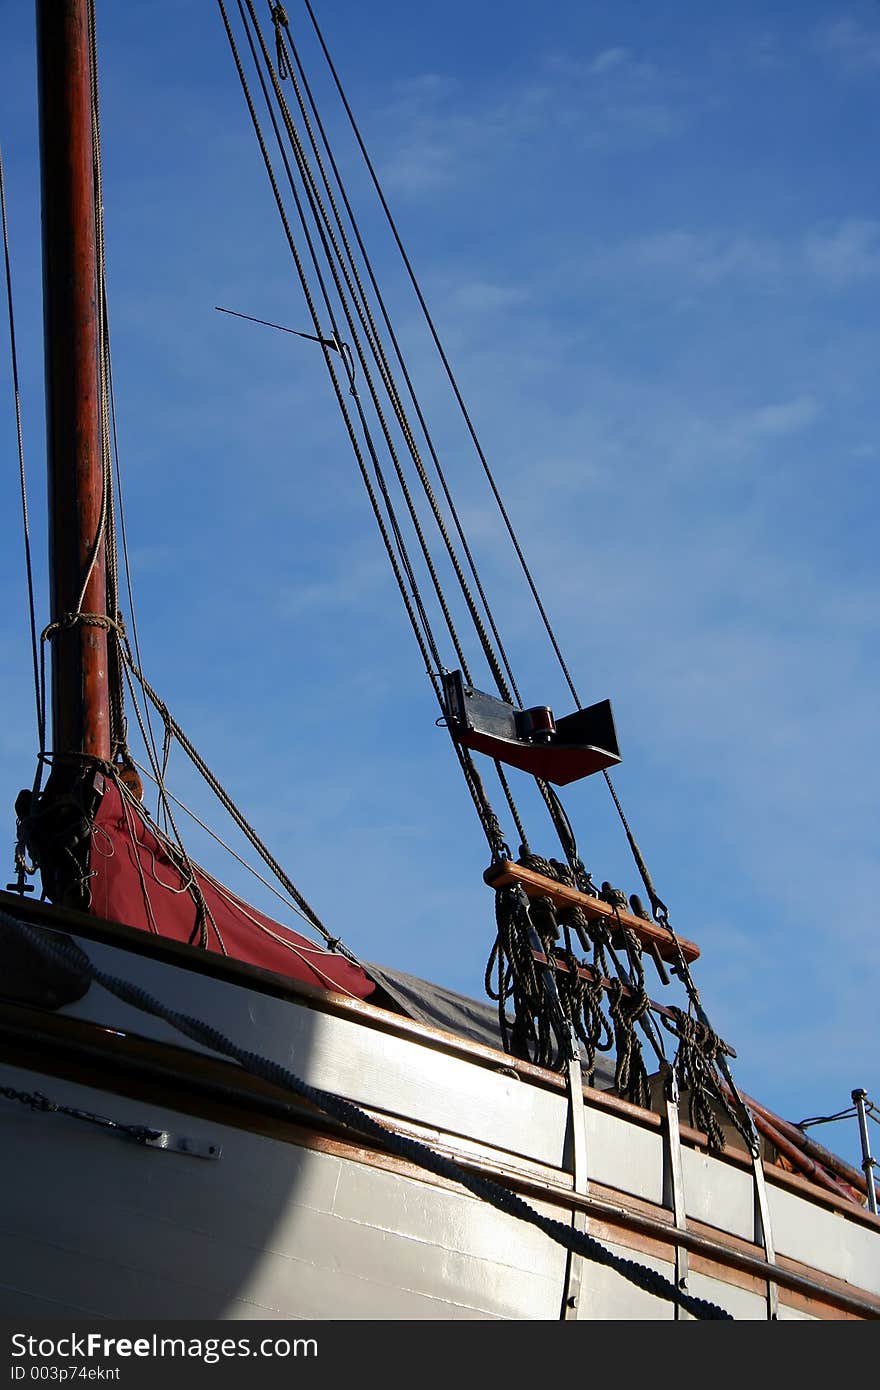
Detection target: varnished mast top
<box><xmin>37</xmin><ymin>0</ymin><xmax>110</xmax><ymax>761</ymax></box>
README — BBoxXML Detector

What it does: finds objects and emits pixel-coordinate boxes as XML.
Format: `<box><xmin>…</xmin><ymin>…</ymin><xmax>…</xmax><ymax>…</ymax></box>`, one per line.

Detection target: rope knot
<box><xmin>529</xmin><ymin>894</ymin><xmax>559</xmax><ymax>947</ymax></box>
<box><xmin>28</xmin><ymin>1091</ymin><xmax>57</xmax><ymax>1114</ymax></box>
<box><xmin>271</xmin><ymin>4</ymin><xmax>291</xmax><ymax>79</ymax></box>
<box><xmin>599</xmin><ymin>880</ymin><xmax>628</xmax><ymax>912</ymax></box>
<box><xmin>41</xmin><ymin>611</ymin><xmax>121</xmax><ymax>642</ymax></box>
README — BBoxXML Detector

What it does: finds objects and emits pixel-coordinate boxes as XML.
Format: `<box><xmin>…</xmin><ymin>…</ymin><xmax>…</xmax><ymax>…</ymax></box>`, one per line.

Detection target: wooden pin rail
<box><xmin>531</xmin><ymin>948</ymin><xmax>689</xmax><ymax>1030</ymax></box>
<box><xmin>484</xmin><ymin>860</ymin><xmax>700</xmax><ymax>965</ymax></box>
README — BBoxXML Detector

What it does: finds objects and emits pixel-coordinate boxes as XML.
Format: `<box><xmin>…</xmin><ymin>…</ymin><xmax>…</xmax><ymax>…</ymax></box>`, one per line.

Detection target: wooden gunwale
<box><xmin>1</xmin><ymin>890</ymin><xmax>576</xmax><ymax>1087</ymax></box>
<box><xmin>2</xmin><ymin>891</ymin><xmax>876</xmax><ymax>1231</ymax></box>
<box><xmin>1</xmin><ymin>1002</ymin><xmax>878</xmax><ymax>1320</ymax></box>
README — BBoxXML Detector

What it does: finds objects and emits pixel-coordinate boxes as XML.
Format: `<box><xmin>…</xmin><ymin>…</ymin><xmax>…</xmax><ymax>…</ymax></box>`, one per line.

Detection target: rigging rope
<box><xmin>88</xmin><ymin>0</ymin><xmax>164</xmax><ymax>798</ymax></box>
<box><xmin>241</xmin><ymin>1</ymin><xmax>489</xmax><ymax>699</ymax></box>
<box><xmin>229</xmin><ymin>5</ymin><xmax>626</xmax><ymax>893</ymax></box>
<box><xmin>5</xmin><ymin>0</ymin><xmax>756</xmax><ymax>1170</ymax></box>
<box><xmin>259</xmin><ymin>6</ymin><xmax>589</xmax><ymax>878</ymax></box>
<box><xmin>296</xmin><ymin>0</ymin><xmax>581</xmax><ymax>705</ymax></box>
<box><xmin>6</xmin><ymin>0</ymin><xmax>354</xmax><ymax>976</ymax></box>
<box><xmin>227</xmin><ymin>0</ymin><xmax>603</xmax><ymax>880</ymax></box>
<box><xmin>218</xmin><ymin>0</ymin><xmax>511</xmax><ymax>856</ymax></box>
<box><xmin>208</xmin><ymin>1</ymin><xmax>759</xmax><ymax>1156</ymax></box>
<box><xmin>272</xmin><ymin>4</ymin><xmax>692</xmax><ymax>944</ymax></box>
<box><xmin>274</xmin><ymin>9</ymin><xmax>525</xmax><ymax>710</ymax></box>
<box><xmin>267</xmin><ymin>5</ymin><xmax>520</xmax><ymax>712</ymax></box>
<box><xmin>0</xmin><ymin>144</ymin><xmax>43</xmax><ymax>760</ymax></box>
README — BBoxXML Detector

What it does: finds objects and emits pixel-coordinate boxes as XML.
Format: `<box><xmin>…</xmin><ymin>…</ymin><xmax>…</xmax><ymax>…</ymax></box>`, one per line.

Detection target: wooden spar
<box><xmin>729</xmin><ymin>1086</ymin><xmax>871</xmax><ymax>1201</ymax></box>
<box><xmin>37</xmin><ymin>0</ymin><xmax>110</xmax><ymax>762</ymax></box>
<box><xmin>749</xmin><ymin>1108</ymin><xmax>861</xmax><ymax>1204</ymax></box>
<box><xmin>530</xmin><ymin>947</ymin><xmax>691</xmax><ymax>1030</ymax></box>
<box><xmin>485</xmin><ymin>859</ymin><xmax>700</xmax><ymax>965</ymax></box>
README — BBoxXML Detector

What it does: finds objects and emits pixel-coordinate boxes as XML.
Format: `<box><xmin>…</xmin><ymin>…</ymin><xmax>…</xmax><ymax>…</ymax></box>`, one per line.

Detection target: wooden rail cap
<box><xmin>484</xmin><ymin>860</ymin><xmax>700</xmax><ymax>965</ymax></box>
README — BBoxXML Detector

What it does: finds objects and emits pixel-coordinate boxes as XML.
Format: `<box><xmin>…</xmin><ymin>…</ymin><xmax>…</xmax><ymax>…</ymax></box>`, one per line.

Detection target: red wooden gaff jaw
<box><xmin>440</xmin><ymin>671</ymin><xmax>621</xmax><ymax>787</ymax></box>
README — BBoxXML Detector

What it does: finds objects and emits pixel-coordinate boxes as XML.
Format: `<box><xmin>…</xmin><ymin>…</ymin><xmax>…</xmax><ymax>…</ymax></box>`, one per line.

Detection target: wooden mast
<box><xmin>36</xmin><ymin>0</ymin><xmax>110</xmax><ymax>763</ymax></box>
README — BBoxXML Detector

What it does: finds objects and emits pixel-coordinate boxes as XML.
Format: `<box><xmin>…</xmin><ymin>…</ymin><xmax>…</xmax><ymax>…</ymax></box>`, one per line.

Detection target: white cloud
<box><xmin>588</xmin><ymin>47</ymin><xmax>630</xmax><ymax>76</ymax></box>
<box><xmin>803</xmin><ymin>220</ymin><xmax>880</xmax><ymax>285</ymax></box>
<box><xmin>377</xmin><ymin>48</ymin><xmax>687</xmax><ymax>196</ymax></box>
<box><xmin>579</xmin><ymin>229</ymin><xmax>781</xmax><ymax>285</ymax></box>
<box><xmin>565</xmin><ymin>222</ymin><xmax>880</xmax><ymax>295</ymax></box>
<box><xmin>742</xmin><ymin>395</ymin><xmax>819</xmax><ymax>438</ymax></box>
<box><xmin>447</xmin><ymin>280</ymin><xmax>529</xmax><ymax>314</ymax></box>
<box><xmin>275</xmin><ymin>553</ymin><xmax>389</xmax><ymax>621</ymax></box>
<box><xmin>813</xmin><ymin>16</ymin><xmax>880</xmax><ymax>71</ymax></box>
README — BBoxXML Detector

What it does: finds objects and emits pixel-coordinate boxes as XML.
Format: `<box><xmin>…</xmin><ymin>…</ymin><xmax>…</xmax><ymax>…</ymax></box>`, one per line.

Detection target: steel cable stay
<box><xmin>223</xmin><ymin>4</ymin><xmax>617</xmax><ymax>1004</ymax></box>
<box><xmin>262</xmin><ymin>9</ymin><xmax>587</xmax><ymax>875</ymax></box>
<box><xmin>252</xmin><ymin>3</ymin><xmax>591</xmax><ymax>881</ymax></box>
<box><xmin>224</xmin><ymin>0</ymin><xmax>447</xmax><ymax>685</ymax></box>
<box><xmin>294</xmin><ymin>0</ymin><xmax>583</xmax><ymax>704</ymax></box>
<box><xmin>218</xmin><ymin>2</ymin><xmax>509</xmax><ymax>857</ymax></box>
<box><xmin>237</xmin><ymin>2</ymin><xmax>490</xmax><ymax>697</ymax></box>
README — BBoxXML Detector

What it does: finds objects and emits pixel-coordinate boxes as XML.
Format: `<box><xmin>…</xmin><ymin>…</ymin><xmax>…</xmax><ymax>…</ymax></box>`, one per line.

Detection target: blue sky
<box><xmin>1</xmin><ymin>1</ymin><xmax>878</xmax><ymax>1175</ymax></box>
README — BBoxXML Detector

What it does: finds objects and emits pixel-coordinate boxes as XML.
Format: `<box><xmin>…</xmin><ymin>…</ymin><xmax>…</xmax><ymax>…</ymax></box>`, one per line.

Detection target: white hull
<box><xmin>2</xmin><ymin>910</ymin><xmax>879</xmax><ymax>1321</ymax></box>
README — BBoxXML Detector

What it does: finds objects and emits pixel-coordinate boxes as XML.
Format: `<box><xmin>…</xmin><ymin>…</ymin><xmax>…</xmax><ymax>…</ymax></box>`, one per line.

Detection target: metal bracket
<box><xmin>750</xmin><ymin>1122</ymin><xmax>779</xmax><ymax>1320</ymax></box>
<box><xmin>516</xmin><ymin>888</ymin><xmax>590</xmax><ymax>1319</ymax></box>
<box><xmin>1</xmin><ymin>1081</ymin><xmax>221</xmax><ymax>1160</ymax></box>
<box><xmin>561</xmin><ymin>1049</ymin><xmax>590</xmax><ymax>1320</ymax></box>
<box><xmin>142</xmin><ymin>1131</ymin><xmax>221</xmax><ymax>1160</ymax></box>
<box><xmin>662</xmin><ymin>1067</ymin><xmax>689</xmax><ymax>1317</ymax></box>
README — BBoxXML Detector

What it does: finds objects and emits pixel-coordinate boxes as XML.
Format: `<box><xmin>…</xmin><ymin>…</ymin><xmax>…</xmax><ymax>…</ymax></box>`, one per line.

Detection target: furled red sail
<box><xmin>88</xmin><ymin>779</ymin><xmax>375</xmax><ymax>1000</ymax></box>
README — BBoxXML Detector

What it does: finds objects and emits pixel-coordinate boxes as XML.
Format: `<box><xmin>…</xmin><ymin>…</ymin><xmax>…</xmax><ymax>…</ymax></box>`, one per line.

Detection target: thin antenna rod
<box><xmin>215</xmin><ymin>304</ymin><xmax>336</xmax><ymax>348</ymax></box>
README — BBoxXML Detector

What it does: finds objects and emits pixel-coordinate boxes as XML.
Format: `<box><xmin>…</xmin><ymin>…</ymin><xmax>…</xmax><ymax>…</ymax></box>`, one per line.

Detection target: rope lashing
<box><xmin>607</xmin><ymin>977</ymin><xmax>651</xmax><ymax>1110</ymax></box>
<box><xmin>41</xmin><ymin>611</ymin><xmax>125</xmax><ymax>641</ymax></box>
<box><xmin>661</xmin><ymin>1008</ymin><xmax>752</xmax><ymax>1153</ymax></box>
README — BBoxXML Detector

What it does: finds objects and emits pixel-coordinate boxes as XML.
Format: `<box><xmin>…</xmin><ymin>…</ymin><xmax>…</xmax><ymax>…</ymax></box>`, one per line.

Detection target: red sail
<box><xmin>88</xmin><ymin>779</ymin><xmax>375</xmax><ymax>1000</ymax></box>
